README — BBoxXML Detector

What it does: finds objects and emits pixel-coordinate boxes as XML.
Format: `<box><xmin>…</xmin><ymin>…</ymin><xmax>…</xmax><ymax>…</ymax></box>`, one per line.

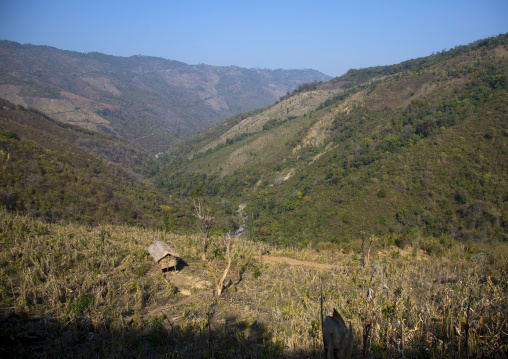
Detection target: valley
<box><xmin>0</xmin><ymin>34</ymin><xmax>507</xmax><ymax>357</ymax></box>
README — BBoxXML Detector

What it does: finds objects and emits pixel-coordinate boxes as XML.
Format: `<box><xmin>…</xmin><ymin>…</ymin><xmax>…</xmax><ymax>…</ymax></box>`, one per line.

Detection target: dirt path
<box><xmin>259</xmin><ymin>247</ymin><xmax>428</xmax><ymax>271</ymax></box>
<box><xmin>258</xmin><ymin>255</ymin><xmax>349</xmax><ymax>271</ymax></box>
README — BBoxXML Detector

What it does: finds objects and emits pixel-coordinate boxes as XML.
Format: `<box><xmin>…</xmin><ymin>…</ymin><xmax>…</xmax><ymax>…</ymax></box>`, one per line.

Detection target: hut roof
<box><xmin>147</xmin><ymin>240</ymin><xmax>180</xmax><ymax>263</ymax></box>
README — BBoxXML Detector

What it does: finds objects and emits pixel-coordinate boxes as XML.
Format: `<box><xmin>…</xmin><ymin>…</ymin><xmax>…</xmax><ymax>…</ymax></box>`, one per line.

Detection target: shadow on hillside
<box><xmin>0</xmin><ymin>311</ymin><xmax>324</xmax><ymax>359</ymax></box>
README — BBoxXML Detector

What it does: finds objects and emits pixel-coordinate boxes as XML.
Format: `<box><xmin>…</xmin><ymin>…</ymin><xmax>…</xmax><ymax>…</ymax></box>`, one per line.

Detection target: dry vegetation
<box><xmin>1</xmin><ymin>209</ymin><xmax>507</xmax><ymax>358</ymax></box>
<box><xmin>197</xmin><ymin>87</ymin><xmax>342</xmax><ymax>155</ymax></box>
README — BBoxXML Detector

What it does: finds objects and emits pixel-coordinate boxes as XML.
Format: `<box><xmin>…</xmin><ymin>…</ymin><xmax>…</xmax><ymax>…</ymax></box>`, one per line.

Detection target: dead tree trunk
<box><xmin>207</xmin><ymin>234</ymin><xmax>232</xmax><ymax>296</ymax></box>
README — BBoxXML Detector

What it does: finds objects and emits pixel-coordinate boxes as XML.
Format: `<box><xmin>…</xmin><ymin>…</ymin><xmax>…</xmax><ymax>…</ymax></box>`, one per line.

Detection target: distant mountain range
<box><xmin>0</xmin><ymin>41</ymin><xmax>331</xmax><ymax>153</ymax></box>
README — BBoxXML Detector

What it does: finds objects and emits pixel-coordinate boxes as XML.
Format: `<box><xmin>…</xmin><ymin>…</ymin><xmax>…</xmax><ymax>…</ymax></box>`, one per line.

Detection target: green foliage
<box><xmin>73</xmin><ymin>294</ymin><xmax>95</xmax><ymax>314</ymax></box>
<box><xmin>134</xmin><ymin>264</ymin><xmax>150</xmax><ymax>277</ymax></box>
<box><xmin>331</xmin><ymin>33</ymin><xmax>508</xmax><ymax>87</ymax></box>
<box><xmin>152</xmin><ymin>34</ymin><xmax>508</xmax><ymax>245</ymax></box>
<box><xmin>0</xmin><ymin>99</ymin><xmax>168</xmax><ymax>226</ymax></box>
<box><xmin>253</xmin><ymin>267</ymin><xmax>261</xmax><ymax>279</ymax></box>
<box><xmin>2</xmin><ymin>129</ymin><xmax>20</xmax><ymax>140</ymax></box>
<box><xmin>377</xmin><ymin>188</ymin><xmax>387</xmax><ymax>198</ymax></box>
<box><xmin>278</xmin><ymin>81</ymin><xmax>322</xmax><ymax>101</ymax></box>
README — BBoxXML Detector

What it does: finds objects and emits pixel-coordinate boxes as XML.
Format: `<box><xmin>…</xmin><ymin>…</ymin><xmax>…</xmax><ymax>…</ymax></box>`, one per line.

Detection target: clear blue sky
<box><xmin>1</xmin><ymin>0</ymin><xmax>507</xmax><ymax>76</ymax></box>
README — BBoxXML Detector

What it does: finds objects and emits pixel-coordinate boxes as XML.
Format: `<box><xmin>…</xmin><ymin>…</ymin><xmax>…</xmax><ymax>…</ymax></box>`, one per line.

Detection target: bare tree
<box><xmin>194</xmin><ymin>197</ymin><xmax>214</xmax><ymax>261</ymax></box>
<box><xmin>207</xmin><ymin>234</ymin><xmax>232</xmax><ymax>297</ymax></box>
<box><xmin>193</xmin><ymin>197</ymin><xmax>232</xmax><ymax>297</ymax></box>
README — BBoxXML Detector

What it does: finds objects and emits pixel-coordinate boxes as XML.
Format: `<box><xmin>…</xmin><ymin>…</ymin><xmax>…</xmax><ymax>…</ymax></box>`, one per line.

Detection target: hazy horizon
<box><xmin>1</xmin><ymin>0</ymin><xmax>507</xmax><ymax>77</ymax></box>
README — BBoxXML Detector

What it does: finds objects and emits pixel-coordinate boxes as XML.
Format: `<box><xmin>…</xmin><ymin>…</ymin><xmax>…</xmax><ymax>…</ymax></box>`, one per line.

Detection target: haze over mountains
<box><xmin>0</xmin><ymin>40</ymin><xmax>331</xmax><ymax>153</ymax></box>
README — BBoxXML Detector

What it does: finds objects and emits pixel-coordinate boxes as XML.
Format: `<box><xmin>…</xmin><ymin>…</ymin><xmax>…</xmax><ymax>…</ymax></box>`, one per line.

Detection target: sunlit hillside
<box><xmin>1</xmin><ymin>209</ymin><xmax>506</xmax><ymax>357</ymax></box>
<box><xmin>1</xmin><ymin>34</ymin><xmax>508</xmax><ymax>359</ymax></box>
<box><xmin>155</xmin><ymin>34</ymin><xmax>508</xmax><ymax>245</ymax></box>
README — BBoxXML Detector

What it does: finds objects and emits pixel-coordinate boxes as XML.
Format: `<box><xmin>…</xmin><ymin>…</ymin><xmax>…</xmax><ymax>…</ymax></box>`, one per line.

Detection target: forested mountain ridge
<box><xmin>0</xmin><ymin>41</ymin><xmax>331</xmax><ymax>153</ymax></box>
<box><xmin>154</xmin><ymin>34</ymin><xmax>508</xmax><ymax>245</ymax></box>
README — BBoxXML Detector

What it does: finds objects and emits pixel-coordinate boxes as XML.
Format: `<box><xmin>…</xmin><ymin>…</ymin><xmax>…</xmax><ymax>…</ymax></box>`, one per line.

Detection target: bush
<box><xmin>253</xmin><ymin>267</ymin><xmax>261</xmax><ymax>279</ymax></box>
<box><xmin>421</xmin><ymin>238</ymin><xmax>446</xmax><ymax>257</ymax></box>
<box><xmin>396</xmin><ymin>208</ymin><xmax>416</xmax><ymax>226</ymax></box>
<box><xmin>2</xmin><ymin>130</ymin><xmax>20</xmax><ymax>140</ymax></box>
<box><xmin>394</xmin><ymin>233</ymin><xmax>411</xmax><ymax>249</ymax></box>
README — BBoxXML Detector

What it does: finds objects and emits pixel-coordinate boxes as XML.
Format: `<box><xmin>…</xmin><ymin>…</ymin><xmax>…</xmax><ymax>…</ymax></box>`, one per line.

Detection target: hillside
<box><xmin>1</xmin><ymin>209</ymin><xmax>506</xmax><ymax>358</ymax></box>
<box><xmin>0</xmin><ymin>41</ymin><xmax>331</xmax><ymax>153</ymax></box>
<box><xmin>1</xmin><ymin>33</ymin><xmax>508</xmax><ymax>359</ymax></box>
<box><xmin>154</xmin><ymin>34</ymin><xmax>508</xmax><ymax>245</ymax></box>
<box><xmin>0</xmin><ymin>98</ymin><xmax>169</xmax><ymax>226</ymax></box>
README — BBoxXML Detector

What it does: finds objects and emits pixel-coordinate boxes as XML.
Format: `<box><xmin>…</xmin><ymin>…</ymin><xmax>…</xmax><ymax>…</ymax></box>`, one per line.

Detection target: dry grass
<box><xmin>1</xmin><ymin>209</ymin><xmax>507</xmax><ymax>358</ymax></box>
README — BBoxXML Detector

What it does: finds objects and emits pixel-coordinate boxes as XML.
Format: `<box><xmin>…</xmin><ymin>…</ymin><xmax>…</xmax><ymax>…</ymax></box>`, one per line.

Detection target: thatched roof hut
<box><xmin>147</xmin><ymin>240</ymin><xmax>180</xmax><ymax>270</ymax></box>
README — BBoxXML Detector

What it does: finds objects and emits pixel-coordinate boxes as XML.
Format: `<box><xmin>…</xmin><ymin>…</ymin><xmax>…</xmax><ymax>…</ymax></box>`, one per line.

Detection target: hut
<box><xmin>147</xmin><ymin>240</ymin><xmax>180</xmax><ymax>271</ymax></box>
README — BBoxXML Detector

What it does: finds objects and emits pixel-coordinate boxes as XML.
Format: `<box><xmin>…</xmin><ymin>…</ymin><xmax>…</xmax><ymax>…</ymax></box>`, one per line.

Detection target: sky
<box><xmin>1</xmin><ymin>0</ymin><xmax>507</xmax><ymax>77</ymax></box>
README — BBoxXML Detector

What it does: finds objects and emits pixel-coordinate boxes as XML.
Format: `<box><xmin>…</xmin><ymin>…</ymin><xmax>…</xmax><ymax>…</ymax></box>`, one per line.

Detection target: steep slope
<box><xmin>0</xmin><ymin>98</ymin><xmax>168</xmax><ymax>226</ymax></box>
<box><xmin>154</xmin><ymin>34</ymin><xmax>508</xmax><ymax>244</ymax></box>
<box><xmin>0</xmin><ymin>41</ymin><xmax>331</xmax><ymax>153</ymax></box>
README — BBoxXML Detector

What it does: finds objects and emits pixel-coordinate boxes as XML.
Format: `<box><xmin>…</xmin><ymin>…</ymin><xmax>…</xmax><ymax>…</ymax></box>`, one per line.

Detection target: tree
<box><xmin>194</xmin><ymin>197</ymin><xmax>214</xmax><ymax>261</ymax></box>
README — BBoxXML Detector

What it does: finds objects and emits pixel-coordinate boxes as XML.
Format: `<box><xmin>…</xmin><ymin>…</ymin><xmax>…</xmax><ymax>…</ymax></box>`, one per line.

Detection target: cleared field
<box><xmin>1</xmin><ymin>209</ymin><xmax>507</xmax><ymax>358</ymax></box>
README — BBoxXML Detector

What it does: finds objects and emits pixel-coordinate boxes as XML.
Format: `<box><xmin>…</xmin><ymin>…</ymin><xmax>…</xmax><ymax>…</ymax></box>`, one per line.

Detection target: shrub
<box><xmin>396</xmin><ymin>208</ymin><xmax>416</xmax><ymax>226</ymax></box>
<box><xmin>395</xmin><ymin>234</ymin><xmax>410</xmax><ymax>249</ymax></box>
<box><xmin>253</xmin><ymin>267</ymin><xmax>261</xmax><ymax>278</ymax></box>
<box><xmin>2</xmin><ymin>130</ymin><xmax>20</xmax><ymax>140</ymax></box>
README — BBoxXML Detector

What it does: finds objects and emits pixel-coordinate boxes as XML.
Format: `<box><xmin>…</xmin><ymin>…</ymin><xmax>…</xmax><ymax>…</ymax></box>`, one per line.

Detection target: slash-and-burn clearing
<box><xmin>0</xmin><ymin>209</ymin><xmax>507</xmax><ymax>358</ymax></box>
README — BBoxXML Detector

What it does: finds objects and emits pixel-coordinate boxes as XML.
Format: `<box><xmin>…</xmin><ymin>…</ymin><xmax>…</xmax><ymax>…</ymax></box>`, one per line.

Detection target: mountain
<box><xmin>0</xmin><ymin>98</ymin><xmax>169</xmax><ymax>226</ymax></box>
<box><xmin>1</xmin><ymin>35</ymin><xmax>507</xmax><ymax>244</ymax></box>
<box><xmin>154</xmin><ymin>34</ymin><xmax>508</xmax><ymax>244</ymax></box>
<box><xmin>1</xmin><ymin>35</ymin><xmax>508</xmax><ymax>359</ymax></box>
<box><xmin>0</xmin><ymin>41</ymin><xmax>331</xmax><ymax>153</ymax></box>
